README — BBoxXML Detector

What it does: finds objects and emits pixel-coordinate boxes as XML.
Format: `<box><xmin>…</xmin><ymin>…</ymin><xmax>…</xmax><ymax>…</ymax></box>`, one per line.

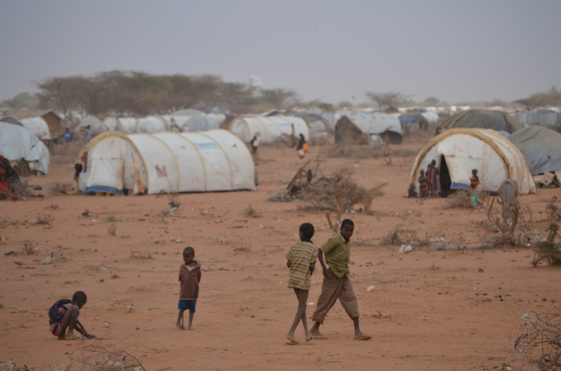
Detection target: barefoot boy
<box><xmin>177</xmin><ymin>247</ymin><xmax>201</xmax><ymax>330</ymax></box>
<box><xmin>470</xmin><ymin>169</ymin><xmax>480</xmax><ymax>190</ymax></box>
<box><xmin>285</xmin><ymin>223</ymin><xmax>317</xmax><ymax>344</ymax></box>
<box><xmin>48</xmin><ymin>291</ymin><xmax>95</xmax><ymax>340</ymax></box>
<box><xmin>418</xmin><ymin>169</ymin><xmax>427</xmax><ymax>199</ymax></box>
<box><xmin>310</xmin><ymin>219</ymin><xmax>371</xmax><ymax>341</ymax></box>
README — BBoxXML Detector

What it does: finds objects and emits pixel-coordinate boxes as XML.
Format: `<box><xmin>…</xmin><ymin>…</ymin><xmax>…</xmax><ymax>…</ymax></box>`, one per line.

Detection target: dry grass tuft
<box><xmin>47</xmin><ymin>183</ymin><xmax>74</xmax><ymax>196</ymax></box>
<box><xmin>130</xmin><ymin>251</ymin><xmax>152</xmax><ymax>260</ymax></box>
<box><xmin>532</xmin><ymin>224</ymin><xmax>561</xmax><ymax>267</ymax></box>
<box><xmin>327</xmin><ymin>144</ymin><xmax>417</xmax><ymax>159</ymax></box>
<box><xmin>546</xmin><ymin>202</ymin><xmax>561</xmax><ymax>222</ymax></box>
<box><xmin>242</xmin><ymin>204</ymin><xmax>261</xmax><ymax>218</ymax></box>
<box><xmin>441</xmin><ymin>191</ymin><xmax>475</xmax><ymax>209</ymax></box>
<box><xmin>34</xmin><ymin>214</ymin><xmax>53</xmax><ymax>225</ymax></box>
<box><xmin>106</xmin><ymin>224</ymin><xmax>118</xmax><ymax>236</ymax></box>
<box><xmin>429</xmin><ymin>263</ymin><xmax>440</xmax><ymax>270</ymax></box>
<box><xmin>22</xmin><ymin>240</ymin><xmax>39</xmax><ymax>255</ymax></box>
<box><xmin>233</xmin><ymin>246</ymin><xmax>251</xmax><ymax>252</ymax></box>
<box><xmin>381</xmin><ymin>226</ymin><xmax>430</xmax><ymax>248</ymax></box>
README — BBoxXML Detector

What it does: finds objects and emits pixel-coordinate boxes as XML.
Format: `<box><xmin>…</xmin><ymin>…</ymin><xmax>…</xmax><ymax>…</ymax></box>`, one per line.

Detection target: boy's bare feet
<box><xmin>188</xmin><ymin>325</ymin><xmax>193</xmax><ymax>330</ymax></box>
<box><xmin>176</xmin><ymin>322</ymin><xmax>184</xmax><ymax>330</ymax></box>
<box><xmin>354</xmin><ymin>333</ymin><xmax>372</xmax><ymax>340</ymax></box>
<box><xmin>59</xmin><ymin>333</ymin><xmax>80</xmax><ymax>340</ymax></box>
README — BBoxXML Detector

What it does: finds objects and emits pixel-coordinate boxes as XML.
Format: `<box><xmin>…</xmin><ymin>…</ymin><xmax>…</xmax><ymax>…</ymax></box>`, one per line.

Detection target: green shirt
<box><xmin>320</xmin><ymin>234</ymin><xmax>351</xmax><ymax>278</ymax></box>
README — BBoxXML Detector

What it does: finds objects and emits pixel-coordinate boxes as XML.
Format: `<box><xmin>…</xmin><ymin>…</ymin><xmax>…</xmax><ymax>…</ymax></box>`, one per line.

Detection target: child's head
<box><xmin>183</xmin><ymin>247</ymin><xmax>195</xmax><ymax>264</ymax></box>
<box><xmin>420</xmin><ymin>169</ymin><xmax>425</xmax><ymax>176</ymax></box>
<box><xmin>472</xmin><ymin>169</ymin><xmax>478</xmax><ymax>175</ymax></box>
<box><xmin>340</xmin><ymin>219</ymin><xmax>355</xmax><ymax>241</ymax></box>
<box><xmin>299</xmin><ymin>223</ymin><xmax>314</xmax><ymax>241</ymax></box>
<box><xmin>72</xmin><ymin>291</ymin><xmax>87</xmax><ymax>308</ymax></box>
<box><xmin>431</xmin><ymin>159</ymin><xmax>437</xmax><ymax>166</ymax></box>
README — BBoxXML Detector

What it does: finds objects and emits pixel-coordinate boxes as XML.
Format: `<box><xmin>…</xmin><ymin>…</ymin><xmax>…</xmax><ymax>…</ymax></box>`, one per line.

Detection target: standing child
<box><xmin>177</xmin><ymin>247</ymin><xmax>201</xmax><ymax>330</ymax></box>
<box><xmin>48</xmin><ymin>291</ymin><xmax>95</xmax><ymax>340</ymax></box>
<box><xmin>285</xmin><ymin>223</ymin><xmax>318</xmax><ymax>345</ymax></box>
<box><xmin>470</xmin><ymin>169</ymin><xmax>480</xmax><ymax>191</ymax></box>
<box><xmin>418</xmin><ymin>169</ymin><xmax>427</xmax><ymax>199</ymax></box>
<box><xmin>310</xmin><ymin>219</ymin><xmax>371</xmax><ymax>341</ymax></box>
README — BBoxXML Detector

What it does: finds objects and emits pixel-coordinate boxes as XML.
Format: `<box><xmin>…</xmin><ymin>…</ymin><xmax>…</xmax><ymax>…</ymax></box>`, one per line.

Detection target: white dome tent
<box><xmin>407</xmin><ymin>128</ymin><xmax>536</xmax><ymax>195</ymax></box>
<box><xmin>77</xmin><ymin>130</ymin><xmax>256</xmax><ymax>195</ymax></box>
<box><xmin>20</xmin><ymin>117</ymin><xmax>51</xmax><ymax>140</ymax></box>
<box><xmin>229</xmin><ymin>116</ymin><xmax>309</xmax><ymax>144</ymax></box>
<box><xmin>0</xmin><ymin>122</ymin><xmax>50</xmax><ymax>174</ymax></box>
<box><xmin>102</xmin><ymin>117</ymin><xmax>137</xmax><ymax>134</ymax></box>
<box><xmin>74</xmin><ymin>116</ymin><xmax>107</xmax><ymax>137</ymax></box>
<box><xmin>135</xmin><ymin>116</ymin><xmax>168</xmax><ymax>133</ymax></box>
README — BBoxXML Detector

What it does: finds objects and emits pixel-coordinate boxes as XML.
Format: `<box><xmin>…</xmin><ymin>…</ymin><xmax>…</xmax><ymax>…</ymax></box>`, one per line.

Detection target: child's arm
<box><xmin>309</xmin><ymin>262</ymin><xmax>315</xmax><ymax>275</ymax></box>
<box><xmin>286</xmin><ymin>259</ymin><xmax>291</xmax><ymax>268</ymax></box>
<box><xmin>317</xmin><ymin>249</ymin><xmax>332</xmax><ymax>278</ymax></box>
<box><xmin>75</xmin><ymin>320</ymin><xmax>96</xmax><ymax>338</ymax></box>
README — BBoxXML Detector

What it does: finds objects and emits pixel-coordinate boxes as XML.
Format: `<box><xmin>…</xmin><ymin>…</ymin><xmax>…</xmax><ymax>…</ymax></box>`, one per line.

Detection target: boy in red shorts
<box><xmin>48</xmin><ymin>291</ymin><xmax>95</xmax><ymax>340</ymax></box>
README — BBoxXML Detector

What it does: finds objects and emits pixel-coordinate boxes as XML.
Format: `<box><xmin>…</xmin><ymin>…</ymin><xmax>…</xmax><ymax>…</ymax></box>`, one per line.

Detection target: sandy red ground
<box><xmin>0</xmin><ymin>140</ymin><xmax>560</xmax><ymax>370</ymax></box>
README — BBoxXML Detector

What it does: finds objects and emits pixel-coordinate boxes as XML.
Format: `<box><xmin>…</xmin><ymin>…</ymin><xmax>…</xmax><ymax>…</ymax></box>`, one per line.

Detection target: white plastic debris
<box><xmin>399</xmin><ymin>245</ymin><xmax>413</xmax><ymax>253</ymax></box>
<box><xmin>42</xmin><ymin>256</ymin><xmax>52</xmax><ymax>264</ymax></box>
<box><xmin>366</xmin><ymin>285</ymin><xmax>375</xmax><ymax>292</ymax></box>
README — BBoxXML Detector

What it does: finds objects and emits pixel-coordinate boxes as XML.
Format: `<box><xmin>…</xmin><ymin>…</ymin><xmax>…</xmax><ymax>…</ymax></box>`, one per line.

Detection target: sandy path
<box><xmin>0</xmin><ymin>142</ymin><xmax>559</xmax><ymax>370</ymax></box>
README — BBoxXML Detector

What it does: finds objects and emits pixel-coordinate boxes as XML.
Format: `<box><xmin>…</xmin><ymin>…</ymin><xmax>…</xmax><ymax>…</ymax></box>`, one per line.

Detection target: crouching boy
<box><xmin>48</xmin><ymin>291</ymin><xmax>95</xmax><ymax>340</ymax></box>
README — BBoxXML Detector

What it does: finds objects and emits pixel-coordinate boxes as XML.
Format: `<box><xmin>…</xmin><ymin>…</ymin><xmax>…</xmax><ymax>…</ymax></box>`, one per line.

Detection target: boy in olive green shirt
<box><xmin>310</xmin><ymin>219</ymin><xmax>371</xmax><ymax>340</ymax></box>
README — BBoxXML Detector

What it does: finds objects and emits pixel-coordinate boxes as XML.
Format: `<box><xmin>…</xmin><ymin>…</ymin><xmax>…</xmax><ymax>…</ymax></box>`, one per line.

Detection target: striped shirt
<box><xmin>286</xmin><ymin>241</ymin><xmax>318</xmax><ymax>290</ymax></box>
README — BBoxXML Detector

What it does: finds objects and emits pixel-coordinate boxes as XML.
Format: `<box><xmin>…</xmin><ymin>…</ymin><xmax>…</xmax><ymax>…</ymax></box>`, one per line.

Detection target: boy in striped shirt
<box><xmin>285</xmin><ymin>223</ymin><xmax>317</xmax><ymax>344</ymax></box>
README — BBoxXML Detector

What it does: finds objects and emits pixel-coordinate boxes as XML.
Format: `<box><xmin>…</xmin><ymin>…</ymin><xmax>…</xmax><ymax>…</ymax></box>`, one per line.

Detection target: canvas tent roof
<box><xmin>182</xmin><ymin>114</ymin><xmax>226</xmax><ymax>132</ymax></box>
<box><xmin>508</xmin><ymin>126</ymin><xmax>561</xmax><ymax>175</ymax></box>
<box><xmin>74</xmin><ymin>116</ymin><xmax>107</xmax><ymax>136</ymax></box>
<box><xmin>77</xmin><ymin>130</ymin><xmax>255</xmax><ymax>195</ymax></box>
<box><xmin>422</xmin><ymin>111</ymin><xmax>440</xmax><ymax>124</ymax></box>
<box><xmin>135</xmin><ymin>116</ymin><xmax>168</xmax><ymax>133</ymax></box>
<box><xmin>407</xmin><ymin>128</ymin><xmax>536</xmax><ymax>195</ymax></box>
<box><xmin>335</xmin><ymin>113</ymin><xmax>403</xmax><ymax>144</ymax></box>
<box><xmin>171</xmin><ymin>109</ymin><xmax>203</xmax><ymax>116</ymax></box>
<box><xmin>399</xmin><ymin>112</ymin><xmax>429</xmax><ymax>127</ymax></box>
<box><xmin>437</xmin><ymin>109</ymin><xmax>522</xmax><ymax>134</ymax></box>
<box><xmin>20</xmin><ymin>117</ymin><xmax>51</xmax><ymax>140</ymax></box>
<box><xmin>0</xmin><ymin>116</ymin><xmax>23</xmax><ymax>126</ymax></box>
<box><xmin>229</xmin><ymin>116</ymin><xmax>309</xmax><ymax>144</ymax></box>
<box><xmin>0</xmin><ymin>122</ymin><xmax>50</xmax><ymax>174</ymax></box>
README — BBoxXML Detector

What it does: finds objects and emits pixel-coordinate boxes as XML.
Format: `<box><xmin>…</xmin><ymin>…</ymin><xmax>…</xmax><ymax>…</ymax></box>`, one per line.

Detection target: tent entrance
<box><xmin>439</xmin><ymin>155</ymin><xmax>452</xmax><ymax>192</ymax></box>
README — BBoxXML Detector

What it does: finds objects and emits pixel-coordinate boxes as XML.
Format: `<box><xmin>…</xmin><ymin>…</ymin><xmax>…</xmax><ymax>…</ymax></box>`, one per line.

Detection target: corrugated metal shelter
<box><xmin>437</xmin><ymin>109</ymin><xmax>522</xmax><ymax>134</ymax></box>
<box><xmin>515</xmin><ymin>111</ymin><xmax>560</xmax><ymax>127</ymax></box>
<box><xmin>77</xmin><ymin>130</ymin><xmax>255</xmax><ymax>195</ymax></box>
<box><xmin>0</xmin><ymin>122</ymin><xmax>50</xmax><ymax>174</ymax></box>
<box><xmin>407</xmin><ymin>128</ymin><xmax>536</xmax><ymax>195</ymax></box>
<box><xmin>335</xmin><ymin>113</ymin><xmax>403</xmax><ymax>144</ymax></box>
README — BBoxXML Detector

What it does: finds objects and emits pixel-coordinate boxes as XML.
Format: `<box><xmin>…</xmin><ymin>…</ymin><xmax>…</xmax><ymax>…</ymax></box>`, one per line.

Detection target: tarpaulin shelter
<box><xmin>508</xmin><ymin>126</ymin><xmax>561</xmax><ymax>179</ymax></box>
<box><xmin>135</xmin><ymin>116</ymin><xmax>168</xmax><ymax>133</ymax></box>
<box><xmin>20</xmin><ymin>117</ymin><xmax>51</xmax><ymax>140</ymax></box>
<box><xmin>181</xmin><ymin>114</ymin><xmax>226</xmax><ymax>132</ymax></box>
<box><xmin>101</xmin><ymin>117</ymin><xmax>137</xmax><ymax>134</ymax></box>
<box><xmin>407</xmin><ymin>128</ymin><xmax>536</xmax><ymax>195</ymax></box>
<box><xmin>436</xmin><ymin>109</ymin><xmax>522</xmax><ymax>134</ymax></box>
<box><xmin>74</xmin><ymin>116</ymin><xmax>107</xmax><ymax>137</ymax></box>
<box><xmin>77</xmin><ymin>130</ymin><xmax>256</xmax><ymax>195</ymax></box>
<box><xmin>335</xmin><ymin>113</ymin><xmax>403</xmax><ymax>144</ymax></box>
<box><xmin>399</xmin><ymin>112</ymin><xmax>429</xmax><ymax>129</ymax></box>
<box><xmin>229</xmin><ymin>116</ymin><xmax>309</xmax><ymax>144</ymax></box>
<box><xmin>0</xmin><ymin>122</ymin><xmax>50</xmax><ymax>174</ymax></box>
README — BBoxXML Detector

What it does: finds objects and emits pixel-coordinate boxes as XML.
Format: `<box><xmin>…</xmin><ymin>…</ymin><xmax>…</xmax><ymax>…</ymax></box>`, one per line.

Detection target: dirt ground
<box><xmin>0</xmin><ymin>138</ymin><xmax>560</xmax><ymax>371</ymax></box>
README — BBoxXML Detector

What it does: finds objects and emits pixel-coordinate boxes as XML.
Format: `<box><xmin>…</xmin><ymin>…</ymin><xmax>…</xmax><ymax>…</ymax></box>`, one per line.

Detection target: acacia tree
<box><xmin>365</xmin><ymin>91</ymin><xmax>409</xmax><ymax>109</ymax></box>
<box><xmin>36</xmin><ymin>76</ymin><xmax>88</xmax><ymax>126</ymax></box>
<box><xmin>260</xmin><ymin>88</ymin><xmax>298</xmax><ymax>110</ymax></box>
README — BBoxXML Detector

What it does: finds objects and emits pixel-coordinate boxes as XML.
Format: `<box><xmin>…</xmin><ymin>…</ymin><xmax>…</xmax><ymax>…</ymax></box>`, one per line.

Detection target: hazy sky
<box><xmin>1</xmin><ymin>0</ymin><xmax>560</xmax><ymax>104</ymax></box>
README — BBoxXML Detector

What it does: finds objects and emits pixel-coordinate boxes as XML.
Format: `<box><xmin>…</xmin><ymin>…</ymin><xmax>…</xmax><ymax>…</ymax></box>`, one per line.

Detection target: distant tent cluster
<box><xmin>77</xmin><ymin>130</ymin><xmax>255</xmax><ymax>195</ymax></box>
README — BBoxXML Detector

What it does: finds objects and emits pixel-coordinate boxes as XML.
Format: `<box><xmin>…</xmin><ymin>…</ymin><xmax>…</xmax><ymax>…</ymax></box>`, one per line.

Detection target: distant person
<box><xmin>310</xmin><ymin>219</ymin><xmax>371</xmax><ymax>341</ymax></box>
<box><xmin>177</xmin><ymin>247</ymin><xmax>201</xmax><ymax>330</ymax></box>
<box><xmin>73</xmin><ymin>163</ymin><xmax>83</xmax><ymax>194</ymax></box>
<box><xmin>84</xmin><ymin>126</ymin><xmax>93</xmax><ymax>142</ymax></box>
<box><xmin>470</xmin><ymin>169</ymin><xmax>480</xmax><ymax>191</ymax></box>
<box><xmin>285</xmin><ymin>223</ymin><xmax>318</xmax><ymax>345</ymax></box>
<box><xmin>48</xmin><ymin>291</ymin><xmax>95</xmax><ymax>340</ymax></box>
<box><xmin>250</xmin><ymin>135</ymin><xmax>259</xmax><ymax>156</ymax></box>
<box><xmin>426</xmin><ymin>160</ymin><xmax>439</xmax><ymax>197</ymax></box>
<box><xmin>296</xmin><ymin>134</ymin><xmax>307</xmax><ymax>159</ymax></box>
<box><xmin>418</xmin><ymin>169</ymin><xmax>427</xmax><ymax>199</ymax></box>
<box><xmin>63</xmin><ymin>126</ymin><xmax>72</xmax><ymax>142</ymax></box>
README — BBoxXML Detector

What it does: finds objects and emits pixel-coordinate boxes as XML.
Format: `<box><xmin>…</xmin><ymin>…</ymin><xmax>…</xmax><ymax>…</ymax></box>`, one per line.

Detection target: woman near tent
<box><xmin>296</xmin><ymin>134</ymin><xmax>308</xmax><ymax>159</ymax></box>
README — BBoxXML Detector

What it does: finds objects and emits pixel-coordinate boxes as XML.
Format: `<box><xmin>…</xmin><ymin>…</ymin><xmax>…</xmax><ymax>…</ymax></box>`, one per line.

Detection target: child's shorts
<box><xmin>50</xmin><ymin>321</ymin><xmax>64</xmax><ymax>336</ymax></box>
<box><xmin>178</xmin><ymin>300</ymin><xmax>196</xmax><ymax>313</ymax></box>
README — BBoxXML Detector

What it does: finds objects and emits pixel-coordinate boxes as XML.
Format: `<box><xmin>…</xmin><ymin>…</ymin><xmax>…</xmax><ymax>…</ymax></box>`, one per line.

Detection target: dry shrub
<box><xmin>242</xmin><ymin>204</ymin><xmax>261</xmax><ymax>218</ymax></box>
<box><xmin>66</xmin><ymin>338</ymin><xmax>146</xmax><ymax>371</ymax></box>
<box><xmin>477</xmin><ymin>200</ymin><xmax>536</xmax><ymax>249</ymax></box>
<box><xmin>327</xmin><ymin>144</ymin><xmax>417</xmax><ymax>159</ymax></box>
<box><xmin>429</xmin><ymin>263</ymin><xmax>440</xmax><ymax>270</ymax></box>
<box><xmin>34</xmin><ymin>214</ymin><xmax>53</xmax><ymax>225</ymax></box>
<box><xmin>130</xmin><ymin>251</ymin><xmax>151</xmax><ymax>260</ymax></box>
<box><xmin>546</xmin><ymin>202</ymin><xmax>561</xmax><ymax>222</ymax></box>
<box><xmin>441</xmin><ymin>191</ymin><xmax>474</xmax><ymax>209</ymax></box>
<box><xmin>22</xmin><ymin>240</ymin><xmax>39</xmax><ymax>255</ymax></box>
<box><xmin>381</xmin><ymin>226</ymin><xmax>430</xmax><ymax>248</ymax></box>
<box><xmin>106</xmin><ymin>224</ymin><xmax>117</xmax><ymax>236</ymax></box>
<box><xmin>48</xmin><ymin>183</ymin><xmax>74</xmax><ymax>196</ymax></box>
<box><xmin>532</xmin><ymin>224</ymin><xmax>561</xmax><ymax>267</ymax></box>
<box><xmin>509</xmin><ymin>306</ymin><xmax>561</xmax><ymax>371</ymax></box>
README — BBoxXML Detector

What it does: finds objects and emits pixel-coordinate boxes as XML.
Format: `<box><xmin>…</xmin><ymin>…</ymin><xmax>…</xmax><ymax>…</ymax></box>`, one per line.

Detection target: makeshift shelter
<box><xmin>77</xmin><ymin>130</ymin><xmax>255</xmax><ymax>195</ymax></box>
<box><xmin>407</xmin><ymin>128</ymin><xmax>536</xmax><ymax>195</ymax></box>
<box><xmin>20</xmin><ymin>117</ymin><xmax>51</xmax><ymax>140</ymax></box>
<box><xmin>135</xmin><ymin>117</ymin><xmax>168</xmax><ymax>133</ymax></box>
<box><xmin>4</xmin><ymin>110</ymin><xmax>63</xmax><ymax>137</ymax></box>
<box><xmin>0</xmin><ymin>116</ymin><xmax>23</xmax><ymax>126</ymax></box>
<box><xmin>335</xmin><ymin>113</ymin><xmax>403</xmax><ymax>144</ymax></box>
<box><xmin>508</xmin><ymin>126</ymin><xmax>561</xmax><ymax>180</ymax></box>
<box><xmin>0</xmin><ymin>122</ymin><xmax>50</xmax><ymax>174</ymax></box>
<box><xmin>160</xmin><ymin>115</ymin><xmax>191</xmax><ymax>132</ymax></box>
<box><xmin>293</xmin><ymin>113</ymin><xmax>332</xmax><ymax>140</ymax></box>
<box><xmin>181</xmin><ymin>114</ymin><xmax>226</xmax><ymax>132</ymax></box>
<box><xmin>421</xmin><ymin>111</ymin><xmax>440</xmax><ymax>124</ymax></box>
<box><xmin>399</xmin><ymin>112</ymin><xmax>429</xmax><ymax>130</ymax></box>
<box><xmin>74</xmin><ymin>116</ymin><xmax>107</xmax><ymax>137</ymax></box>
<box><xmin>436</xmin><ymin>109</ymin><xmax>522</xmax><ymax>134</ymax></box>
<box><xmin>229</xmin><ymin>116</ymin><xmax>309</xmax><ymax>144</ymax></box>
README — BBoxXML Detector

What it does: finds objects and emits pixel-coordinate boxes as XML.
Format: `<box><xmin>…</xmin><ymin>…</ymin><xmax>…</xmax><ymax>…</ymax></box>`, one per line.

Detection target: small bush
<box><xmin>33</xmin><ymin>214</ymin><xmax>53</xmax><ymax>225</ymax></box>
<box><xmin>106</xmin><ymin>224</ymin><xmax>118</xmax><ymax>236</ymax></box>
<box><xmin>546</xmin><ymin>202</ymin><xmax>560</xmax><ymax>222</ymax></box>
<box><xmin>243</xmin><ymin>204</ymin><xmax>261</xmax><ymax>218</ymax></box>
<box><xmin>532</xmin><ymin>224</ymin><xmax>561</xmax><ymax>266</ymax></box>
<box><xmin>382</xmin><ymin>226</ymin><xmax>429</xmax><ymax>248</ymax></box>
<box><xmin>441</xmin><ymin>191</ymin><xmax>474</xmax><ymax>209</ymax></box>
<box><xmin>22</xmin><ymin>241</ymin><xmax>39</xmax><ymax>255</ymax></box>
<box><xmin>105</xmin><ymin>216</ymin><xmax>120</xmax><ymax>222</ymax></box>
